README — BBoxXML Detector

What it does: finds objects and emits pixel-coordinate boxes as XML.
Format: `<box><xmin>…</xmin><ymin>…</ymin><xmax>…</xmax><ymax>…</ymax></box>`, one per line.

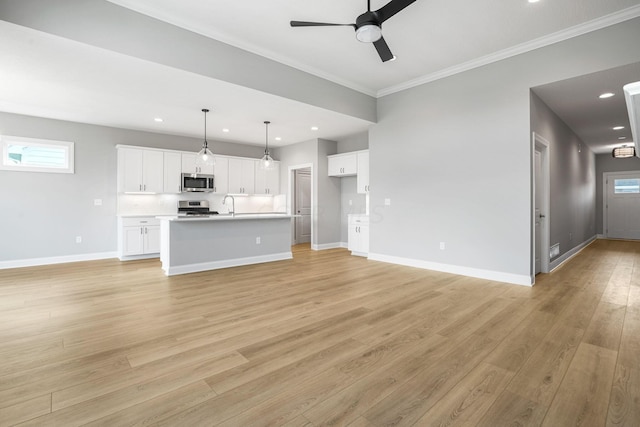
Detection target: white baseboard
<box><xmin>118</xmin><ymin>253</ymin><xmax>160</xmax><ymax>262</ymax></box>
<box><xmin>596</xmin><ymin>234</ymin><xmax>605</xmax><ymax>239</ymax></box>
<box><xmin>549</xmin><ymin>235</ymin><xmax>597</xmax><ymax>272</ymax></box>
<box><xmin>312</xmin><ymin>242</ymin><xmax>346</xmax><ymax>251</ymax></box>
<box><xmin>367</xmin><ymin>253</ymin><xmax>533</xmax><ymax>286</ymax></box>
<box><xmin>0</xmin><ymin>251</ymin><xmax>118</xmax><ymax>270</ymax></box>
<box><xmin>163</xmin><ymin>252</ymin><xmax>292</xmax><ymax>276</ymax></box>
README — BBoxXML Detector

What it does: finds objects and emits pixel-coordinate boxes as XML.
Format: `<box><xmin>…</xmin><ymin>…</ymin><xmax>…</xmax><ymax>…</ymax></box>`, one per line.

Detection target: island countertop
<box><xmin>156</xmin><ymin>213</ymin><xmax>293</xmax><ymax>222</ymax></box>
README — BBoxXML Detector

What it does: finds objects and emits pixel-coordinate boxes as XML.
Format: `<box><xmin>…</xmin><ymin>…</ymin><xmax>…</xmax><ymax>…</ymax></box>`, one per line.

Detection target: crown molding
<box><xmin>377</xmin><ymin>4</ymin><xmax>640</xmax><ymax>98</ymax></box>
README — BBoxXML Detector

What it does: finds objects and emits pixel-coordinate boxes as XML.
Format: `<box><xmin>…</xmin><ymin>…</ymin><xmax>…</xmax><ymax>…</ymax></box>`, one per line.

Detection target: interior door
<box><xmin>295</xmin><ymin>169</ymin><xmax>311</xmax><ymax>244</ymax></box>
<box><xmin>606</xmin><ymin>173</ymin><xmax>640</xmax><ymax>239</ymax></box>
<box><xmin>534</xmin><ymin>150</ymin><xmax>542</xmax><ymax>274</ymax></box>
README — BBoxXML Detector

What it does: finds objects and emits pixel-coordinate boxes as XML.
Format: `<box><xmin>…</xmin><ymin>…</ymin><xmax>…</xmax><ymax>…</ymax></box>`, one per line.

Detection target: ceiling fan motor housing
<box><xmin>355</xmin><ymin>11</ymin><xmax>382</xmax><ymax>42</ymax></box>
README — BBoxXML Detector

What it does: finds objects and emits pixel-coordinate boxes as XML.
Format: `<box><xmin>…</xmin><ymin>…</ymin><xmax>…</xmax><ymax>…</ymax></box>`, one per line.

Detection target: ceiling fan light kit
<box><xmin>290</xmin><ymin>0</ymin><xmax>416</xmax><ymax>62</ymax></box>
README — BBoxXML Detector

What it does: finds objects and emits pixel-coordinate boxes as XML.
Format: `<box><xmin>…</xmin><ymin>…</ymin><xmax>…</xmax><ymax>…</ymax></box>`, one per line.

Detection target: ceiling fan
<box><xmin>290</xmin><ymin>0</ymin><xmax>417</xmax><ymax>62</ymax></box>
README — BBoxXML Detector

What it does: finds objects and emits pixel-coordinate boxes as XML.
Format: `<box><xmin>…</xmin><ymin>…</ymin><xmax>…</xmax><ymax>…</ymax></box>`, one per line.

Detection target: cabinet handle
<box><xmin>145</xmin><ymin>227</ymin><xmax>148</xmax><ymax>234</ymax></box>
<box><xmin>139</xmin><ymin>184</ymin><xmax>142</xmax><ymax>191</ymax></box>
<box><xmin>140</xmin><ymin>228</ymin><xmax>143</xmax><ymax>235</ymax></box>
<box><xmin>143</xmin><ymin>184</ymin><xmax>146</xmax><ymax>191</ymax></box>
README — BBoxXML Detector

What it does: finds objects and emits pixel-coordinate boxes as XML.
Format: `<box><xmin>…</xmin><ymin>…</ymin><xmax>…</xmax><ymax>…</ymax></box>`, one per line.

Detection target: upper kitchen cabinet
<box><xmin>212</xmin><ymin>156</ymin><xmax>229</xmax><ymax>194</ymax></box>
<box><xmin>356</xmin><ymin>151</ymin><xmax>369</xmax><ymax>194</ymax></box>
<box><xmin>117</xmin><ymin>147</ymin><xmax>164</xmax><ymax>193</ymax></box>
<box><xmin>181</xmin><ymin>153</ymin><xmax>214</xmax><ymax>175</ymax></box>
<box><xmin>328</xmin><ymin>152</ymin><xmax>357</xmax><ymax>176</ymax></box>
<box><xmin>255</xmin><ymin>161</ymin><xmax>280</xmax><ymax>195</ymax></box>
<box><xmin>163</xmin><ymin>152</ymin><xmax>182</xmax><ymax>194</ymax></box>
<box><xmin>228</xmin><ymin>158</ymin><xmax>255</xmax><ymax>194</ymax></box>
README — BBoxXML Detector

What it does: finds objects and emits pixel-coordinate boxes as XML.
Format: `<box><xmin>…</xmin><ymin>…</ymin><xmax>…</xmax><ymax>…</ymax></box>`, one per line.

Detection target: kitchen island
<box><xmin>158</xmin><ymin>214</ymin><xmax>294</xmax><ymax>276</ymax></box>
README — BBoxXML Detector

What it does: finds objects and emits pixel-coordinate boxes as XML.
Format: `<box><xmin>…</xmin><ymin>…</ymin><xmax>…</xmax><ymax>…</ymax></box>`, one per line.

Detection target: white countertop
<box><xmin>157</xmin><ymin>213</ymin><xmax>294</xmax><ymax>222</ymax></box>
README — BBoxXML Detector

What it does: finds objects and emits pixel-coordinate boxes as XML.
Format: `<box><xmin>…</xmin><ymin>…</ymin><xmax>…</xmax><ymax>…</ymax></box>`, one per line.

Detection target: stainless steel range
<box><xmin>177</xmin><ymin>200</ymin><xmax>218</xmax><ymax>217</ymax></box>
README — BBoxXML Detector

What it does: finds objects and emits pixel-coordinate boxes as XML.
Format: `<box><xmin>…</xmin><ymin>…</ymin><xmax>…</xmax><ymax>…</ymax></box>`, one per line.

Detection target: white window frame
<box><xmin>0</xmin><ymin>135</ymin><xmax>75</xmax><ymax>174</ymax></box>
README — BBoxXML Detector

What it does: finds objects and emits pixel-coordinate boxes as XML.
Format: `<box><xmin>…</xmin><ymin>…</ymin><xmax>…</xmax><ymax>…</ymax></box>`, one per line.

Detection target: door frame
<box><xmin>603</xmin><ymin>170</ymin><xmax>640</xmax><ymax>238</ymax></box>
<box><xmin>288</xmin><ymin>163</ymin><xmax>314</xmax><ymax>247</ymax></box>
<box><xmin>532</xmin><ymin>132</ymin><xmax>550</xmax><ymax>279</ymax></box>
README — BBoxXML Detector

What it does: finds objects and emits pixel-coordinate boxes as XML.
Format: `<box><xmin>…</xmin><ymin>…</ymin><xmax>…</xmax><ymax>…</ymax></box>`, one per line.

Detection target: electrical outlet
<box><xmin>94</xmin><ymin>199</ymin><xmax>102</xmax><ymax>206</ymax></box>
<box><xmin>384</xmin><ymin>198</ymin><xmax>391</xmax><ymax>206</ymax></box>
<box><xmin>569</xmin><ymin>232</ymin><xmax>573</xmax><ymax>241</ymax></box>
<box><xmin>256</xmin><ymin>237</ymin><xmax>261</xmax><ymax>245</ymax></box>
<box><xmin>349</xmin><ymin>199</ymin><xmax>353</xmax><ymax>206</ymax></box>
<box><xmin>440</xmin><ymin>242</ymin><xmax>445</xmax><ymax>250</ymax></box>
<box><xmin>75</xmin><ymin>236</ymin><xmax>82</xmax><ymax>243</ymax></box>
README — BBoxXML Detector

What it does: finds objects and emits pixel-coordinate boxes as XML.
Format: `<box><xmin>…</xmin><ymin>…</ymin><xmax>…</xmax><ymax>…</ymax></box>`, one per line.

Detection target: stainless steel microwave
<box><xmin>181</xmin><ymin>173</ymin><xmax>214</xmax><ymax>192</ymax></box>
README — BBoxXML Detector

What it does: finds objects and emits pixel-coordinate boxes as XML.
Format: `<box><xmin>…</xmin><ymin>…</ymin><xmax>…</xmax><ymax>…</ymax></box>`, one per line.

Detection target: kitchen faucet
<box><xmin>223</xmin><ymin>194</ymin><xmax>235</xmax><ymax>215</ymax></box>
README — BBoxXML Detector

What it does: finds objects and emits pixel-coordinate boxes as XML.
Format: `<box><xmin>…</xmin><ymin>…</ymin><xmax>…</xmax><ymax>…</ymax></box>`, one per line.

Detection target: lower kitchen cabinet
<box><xmin>118</xmin><ymin>217</ymin><xmax>161</xmax><ymax>260</ymax></box>
<box><xmin>348</xmin><ymin>214</ymin><xmax>369</xmax><ymax>257</ymax></box>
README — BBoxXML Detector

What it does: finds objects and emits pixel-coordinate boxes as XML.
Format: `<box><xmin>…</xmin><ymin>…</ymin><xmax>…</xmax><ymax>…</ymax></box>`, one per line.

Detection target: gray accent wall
<box><xmin>0</xmin><ymin>111</ymin><xmax>275</xmax><ymax>262</ymax></box>
<box><xmin>595</xmin><ymin>154</ymin><xmax>640</xmax><ymax>235</ymax></box>
<box><xmin>277</xmin><ymin>138</ymin><xmax>342</xmax><ymax>248</ymax></box>
<box><xmin>370</xmin><ymin>18</ymin><xmax>640</xmax><ymax>281</ymax></box>
<box><xmin>531</xmin><ymin>92</ymin><xmax>596</xmax><ymax>261</ymax></box>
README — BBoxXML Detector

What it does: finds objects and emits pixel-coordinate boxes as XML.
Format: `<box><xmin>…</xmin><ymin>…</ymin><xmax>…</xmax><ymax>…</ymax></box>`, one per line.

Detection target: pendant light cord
<box><xmin>264</xmin><ymin>121</ymin><xmax>270</xmax><ymax>155</ymax></box>
<box><xmin>202</xmin><ymin>108</ymin><xmax>209</xmax><ymax>148</ymax></box>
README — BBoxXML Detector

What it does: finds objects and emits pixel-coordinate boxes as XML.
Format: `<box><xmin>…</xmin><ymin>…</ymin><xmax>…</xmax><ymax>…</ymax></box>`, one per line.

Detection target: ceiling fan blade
<box><xmin>290</xmin><ymin>21</ymin><xmax>355</xmax><ymax>28</ymax></box>
<box><xmin>373</xmin><ymin>36</ymin><xmax>394</xmax><ymax>62</ymax></box>
<box><xmin>376</xmin><ymin>0</ymin><xmax>417</xmax><ymax>23</ymax></box>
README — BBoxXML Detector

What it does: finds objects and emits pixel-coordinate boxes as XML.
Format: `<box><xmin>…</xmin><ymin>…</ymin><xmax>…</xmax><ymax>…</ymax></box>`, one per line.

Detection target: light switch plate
<box><xmin>384</xmin><ymin>198</ymin><xmax>391</xmax><ymax>206</ymax></box>
<box><xmin>94</xmin><ymin>199</ymin><xmax>102</xmax><ymax>206</ymax></box>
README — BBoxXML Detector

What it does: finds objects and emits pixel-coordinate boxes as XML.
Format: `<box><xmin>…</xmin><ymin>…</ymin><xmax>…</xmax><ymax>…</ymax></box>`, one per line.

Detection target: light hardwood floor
<box><xmin>0</xmin><ymin>239</ymin><xmax>639</xmax><ymax>426</ymax></box>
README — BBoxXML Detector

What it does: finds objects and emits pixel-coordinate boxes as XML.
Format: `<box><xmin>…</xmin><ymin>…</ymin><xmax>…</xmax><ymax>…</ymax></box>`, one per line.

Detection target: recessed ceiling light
<box><xmin>222</xmin><ymin>128</ymin><xmax>230</xmax><ymax>133</ymax></box>
<box><xmin>528</xmin><ymin>0</ymin><xmax>540</xmax><ymax>3</ymax></box>
<box><xmin>311</xmin><ymin>126</ymin><xmax>319</xmax><ymax>131</ymax></box>
<box><xmin>599</xmin><ymin>92</ymin><xmax>615</xmax><ymax>99</ymax></box>
<box><xmin>613</xmin><ymin>126</ymin><xmax>625</xmax><ymax>130</ymax></box>
<box><xmin>275</xmin><ymin>137</ymin><xmax>282</xmax><ymax>141</ymax></box>
<box><xmin>618</xmin><ymin>136</ymin><xmax>627</xmax><ymax>140</ymax></box>
<box><xmin>154</xmin><ymin>117</ymin><xmax>163</xmax><ymax>122</ymax></box>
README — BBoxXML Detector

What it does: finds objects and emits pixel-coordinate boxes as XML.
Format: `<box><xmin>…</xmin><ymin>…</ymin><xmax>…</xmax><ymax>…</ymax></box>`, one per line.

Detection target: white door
<box><xmin>295</xmin><ymin>169</ymin><xmax>311</xmax><ymax>244</ymax></box>
<box><xmin>606</xmin><ymin>172</ymin><xmax>640</xmax><ymax>239</ymax></box>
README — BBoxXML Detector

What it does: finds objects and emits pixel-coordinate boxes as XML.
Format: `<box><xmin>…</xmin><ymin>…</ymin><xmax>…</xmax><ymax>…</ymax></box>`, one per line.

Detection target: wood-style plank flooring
<box><xmin>1</xmin><ymin>239</ymin><xmax>639</xmax><ymax>426</ymax></box>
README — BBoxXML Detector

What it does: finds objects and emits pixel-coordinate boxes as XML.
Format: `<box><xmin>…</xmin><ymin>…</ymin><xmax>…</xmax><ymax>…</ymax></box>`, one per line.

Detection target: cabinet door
<box><xmin>266</xmin><ymin>162</ymin><xmax>280</xmax><ymax>194</ymax></box>
<box><xmin>142</xmin><ymin>150</ymin><xmax>164</xmax><ymax>193</ymax></box>
<box><xmin>255</xmin><ymin>161</ymin><xmax>280</xmax><ymax>195</ymax></box>
<box><xmin>118</xmin><ymin>148</ymin><xmax>143</xmax><ymax>192</ymax></box>
<box><xmin>181</xmin><ymin>153</ymin><xmax>214</xmax><ymax>175</ymax></box>
<box><xmin>213</xmin><ymin>156</ymin><xmax>229</xmax><ymax>194</ymax></box>
<box><xmin>164</xmin><ymin>152</ymin><xmax>182</xmax><ymax>193</ymax></box>
<box><xmin>359</xmin><ymin>223</ymin><xmax>369</xmax><ymax>254</ymax></box>
<box><xmin>144</xmin><ymin>225</ymin><xmax>161</xmax><ymax>254</ymax></box>
<box><xmin>328</xmin><ymin>153</ymin><xmax>357</xmax><ymax>176</ymax></box>
<box><xmin>348</xmin><ymin>223</ymin><xmax>358</xmax><ymax>251</ymax></box>
<box><xmin>122</xmin><ymin>226</ymin><xmax>144</xmax><ymax>256</ymax></box>
<box><xmin>357</xmin><ymin>151</ymin><xmax>369</xmax><ymax>194</ymax></box>
<box><xmin>228</xmin><ymin>158</ymin><xmax>255</xmax><ymax>194</ymax></box>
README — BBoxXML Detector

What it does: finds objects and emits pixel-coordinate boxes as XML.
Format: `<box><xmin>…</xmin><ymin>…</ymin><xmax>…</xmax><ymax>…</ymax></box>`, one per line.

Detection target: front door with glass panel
<box><xmin>606</xmin><ymin>172</ymin><xmax>640</xmax><ymax>239</ymax></box>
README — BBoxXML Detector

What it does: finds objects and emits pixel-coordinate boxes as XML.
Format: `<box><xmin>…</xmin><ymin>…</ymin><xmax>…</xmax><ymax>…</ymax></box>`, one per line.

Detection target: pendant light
<box><xmin>260</xmin><ymin>120</ymin><xmax>275</xmax><ymax>170</ymax></box>
<box><xmin>195</xmin><ymin>108</ymin><xmax>214</xmax><ymax>170</ymax></box>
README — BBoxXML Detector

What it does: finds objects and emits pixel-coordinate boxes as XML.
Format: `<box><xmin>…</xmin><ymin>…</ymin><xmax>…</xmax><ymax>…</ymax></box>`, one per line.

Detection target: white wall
<box><xmin>369</xmin><ymin>17</ymin><xmax>640</xmax><ymax>285</ymax></box>
<box><xmin>0</xmin><ymin>111</ymin><xmax>274</xmax><ymax>264</ymax></box>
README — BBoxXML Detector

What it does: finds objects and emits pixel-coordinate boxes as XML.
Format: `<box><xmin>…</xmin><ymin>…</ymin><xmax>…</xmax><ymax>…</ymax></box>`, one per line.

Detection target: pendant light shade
<box><xmin>612</xmin><ymin>145</ymin><xmax>635</xmax><ymax>158</ymax></box>
<box><xmin>260</xmin><ymin>121</ymin><xmax>275</xmax><ymax>170</ymax></box>
<box><xmin>195</xmin><ymin>108</ymin><xmax>214</xmax><ymax>169</ymax></box>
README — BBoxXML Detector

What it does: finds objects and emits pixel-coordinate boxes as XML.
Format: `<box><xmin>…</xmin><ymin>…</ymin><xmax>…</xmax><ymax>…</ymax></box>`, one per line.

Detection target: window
<box><xmin>1</xmin><ymin>135</ymin><xmax>74</xmax><ymax>174</ymax></box>
<box><xmin>614</xmin><ymin>178</ymin><xmax>640</xmax><ymax>194</ymax></box>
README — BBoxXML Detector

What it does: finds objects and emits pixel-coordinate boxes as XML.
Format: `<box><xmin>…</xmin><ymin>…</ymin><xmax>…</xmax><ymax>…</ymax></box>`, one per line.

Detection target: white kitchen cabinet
<box><xmin>348</xmin><ymin>215</ymin><xmax>369</xmax><ymax>257</ymax></box>
<box><xmin>328</xmin><ymin>152</ymin><xmax>357</xmax><ymax>176</ymax></box>
<box><xmin>356</xmin><ymin>151</ymin><xmax>370</xmax><ymax>194</ymax></box>
<box><xmin>118</xmin><ymin>217</ymin><xmax>161</xmax><ymax>260</ymax></box>
<box><xmin>118</xmin><ymin>148</ymin><xmax>164</xmax><ymax>193</ymax></box>
<box><xmin>255</xmin><ymin>161</ymin><xmax>280</xmax><ymax>195</ymax></box>
<box><xmin>181</xmin><ymin>153</ymin><xmax>214</xmax><ymax>175</ymax></box>
<box><xmin>163</xmin><ymin>152</ymin><xmax>182</xmax><ymax>193</ymax></box>
<box><xmin>212</xmin><ymin>156</ymin><xmax>229</xmax><ymax>194</ymax></box>
<box><xmin>228</xmin><ymin>158</ymin><xmax>255</xmax><ymax>194</ymax></box>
